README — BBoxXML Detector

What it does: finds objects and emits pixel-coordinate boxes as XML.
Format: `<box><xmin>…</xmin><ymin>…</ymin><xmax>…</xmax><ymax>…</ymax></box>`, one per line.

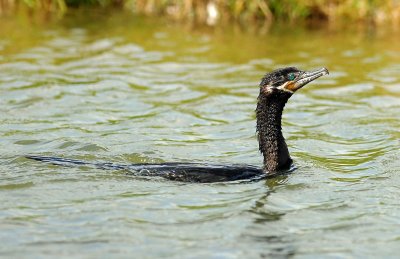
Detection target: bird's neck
<box><xmin>256</xmin><ymin>92</ymin><xmax>292</xmax><ymax>173</ymax></box>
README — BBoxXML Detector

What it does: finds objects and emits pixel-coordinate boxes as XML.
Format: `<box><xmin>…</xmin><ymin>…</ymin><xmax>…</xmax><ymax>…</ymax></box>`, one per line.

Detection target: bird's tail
<box><xmin>25</xmin><ymin>155</ymin><xmax>126</xmax><ymax>170</ymax></box>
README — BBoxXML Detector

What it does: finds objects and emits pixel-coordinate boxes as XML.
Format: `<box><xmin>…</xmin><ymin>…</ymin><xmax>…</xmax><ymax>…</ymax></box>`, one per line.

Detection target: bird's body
<box><xmin>27</xmin><ymin>67</ymin><xmax>328</xmax><ymax>182</ymax></box>
<box><xmin>26</xmin><ymin>155</ymin><xmax>266</xmax><ymax>183</ymax></box>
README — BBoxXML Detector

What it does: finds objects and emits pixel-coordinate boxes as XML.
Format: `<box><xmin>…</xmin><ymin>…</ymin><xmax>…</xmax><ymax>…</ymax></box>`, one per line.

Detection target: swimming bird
<box><xmin>27</xmin><ymin>67</ymin><xmax>329</xmax><ymax>183</ymax></box>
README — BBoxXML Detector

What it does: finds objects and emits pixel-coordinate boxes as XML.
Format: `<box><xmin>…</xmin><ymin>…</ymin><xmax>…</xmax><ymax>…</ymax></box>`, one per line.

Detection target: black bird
<box><xmin>27</xmin><ymin>67</ymin><xmax>329</xmax><ymax>183</ymax></box>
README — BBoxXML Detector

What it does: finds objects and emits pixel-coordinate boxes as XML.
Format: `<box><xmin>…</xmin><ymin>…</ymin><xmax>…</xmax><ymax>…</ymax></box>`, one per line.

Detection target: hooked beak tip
<box><xmin>321</xmin><ymin>67</ymin><xmax>329</xmax><ymax>75</ymax></box>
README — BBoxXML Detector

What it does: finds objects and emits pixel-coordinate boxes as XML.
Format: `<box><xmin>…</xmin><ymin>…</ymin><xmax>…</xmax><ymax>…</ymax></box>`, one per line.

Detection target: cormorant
<box><xmin>27</xmin><ymin>67</ymin><xmax>329</xmax><ymax>183</ymax></box>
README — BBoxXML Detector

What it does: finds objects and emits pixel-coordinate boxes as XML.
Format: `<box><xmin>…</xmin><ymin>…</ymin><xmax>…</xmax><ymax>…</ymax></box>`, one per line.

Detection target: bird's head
<box><xmin>260</xmin><ymin>67</ymin><xmax>329</xmax><ymax>97</ymax></box>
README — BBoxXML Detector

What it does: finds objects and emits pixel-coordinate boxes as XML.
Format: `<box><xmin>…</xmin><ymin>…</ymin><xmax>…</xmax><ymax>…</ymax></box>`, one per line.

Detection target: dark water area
<box><xmin>1</xmin><ymin>11</ymin><xmax>400</xmax><ymax>258</ymax></box>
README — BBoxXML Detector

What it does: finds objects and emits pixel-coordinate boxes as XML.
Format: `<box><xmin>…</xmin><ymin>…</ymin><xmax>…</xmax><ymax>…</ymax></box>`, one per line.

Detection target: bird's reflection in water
<box><xmin>244</xmin><ymin>175</ymin><xmax>297</xmax><ymax>258</ymax></box>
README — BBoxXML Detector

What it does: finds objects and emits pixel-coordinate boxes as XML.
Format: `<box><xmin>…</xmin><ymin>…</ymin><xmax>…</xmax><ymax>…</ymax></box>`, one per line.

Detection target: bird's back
<box><xmin>26</xmin><ymin>155</ymin><xmax>265</xmax><ymax>183</ymax></box>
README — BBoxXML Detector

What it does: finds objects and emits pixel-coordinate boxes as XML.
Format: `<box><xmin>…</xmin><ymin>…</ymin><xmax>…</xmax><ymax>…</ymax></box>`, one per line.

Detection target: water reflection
<box><xmin>243</xmin><ymin>176</ymin><xmax>295</xmax><ymax>257</ymax></box>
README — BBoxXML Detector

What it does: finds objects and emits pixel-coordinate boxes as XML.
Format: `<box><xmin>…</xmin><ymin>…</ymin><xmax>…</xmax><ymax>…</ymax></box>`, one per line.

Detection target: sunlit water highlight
<box><xmin>1</xmin><ymin>12</ymin><xmax>400</xmax><ymax>258</ymax></box>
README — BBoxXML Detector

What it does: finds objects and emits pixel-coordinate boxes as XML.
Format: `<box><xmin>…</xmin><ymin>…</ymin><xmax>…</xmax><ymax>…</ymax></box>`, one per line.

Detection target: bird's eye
<box><xmin>288</xmin><ymin>73</ymin><xmax>295</xmax><ymax>81</ymax></box>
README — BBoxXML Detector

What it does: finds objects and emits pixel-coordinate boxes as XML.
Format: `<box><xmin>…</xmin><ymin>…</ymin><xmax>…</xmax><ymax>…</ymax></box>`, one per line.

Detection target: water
<box><xmin>1</xmin><ymin>11</ymin><xmax>400</xmax><ymax>258</ymax></box>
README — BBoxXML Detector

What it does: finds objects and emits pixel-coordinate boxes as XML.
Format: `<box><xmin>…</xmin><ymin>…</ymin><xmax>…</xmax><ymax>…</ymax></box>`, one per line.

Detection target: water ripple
<box><xmin>1</xmin><ymin>16</ymin><xmax>400</xmax><ymax>258</ymax></box>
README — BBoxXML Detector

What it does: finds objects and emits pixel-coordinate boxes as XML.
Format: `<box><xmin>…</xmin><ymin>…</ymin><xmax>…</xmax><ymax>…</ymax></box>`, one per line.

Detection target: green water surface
<box><xmin>1</xmin><ymin>11</ymin><xmax>400</xmax><ymax>258</ymax></box>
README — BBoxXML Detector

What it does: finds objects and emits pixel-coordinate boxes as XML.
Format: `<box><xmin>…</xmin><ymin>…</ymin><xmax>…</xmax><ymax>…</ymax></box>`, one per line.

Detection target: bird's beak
<box><xmin>284</xmin><ymin>67</ymin><xmax>329</xmax><ymax>92</ymax></box>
